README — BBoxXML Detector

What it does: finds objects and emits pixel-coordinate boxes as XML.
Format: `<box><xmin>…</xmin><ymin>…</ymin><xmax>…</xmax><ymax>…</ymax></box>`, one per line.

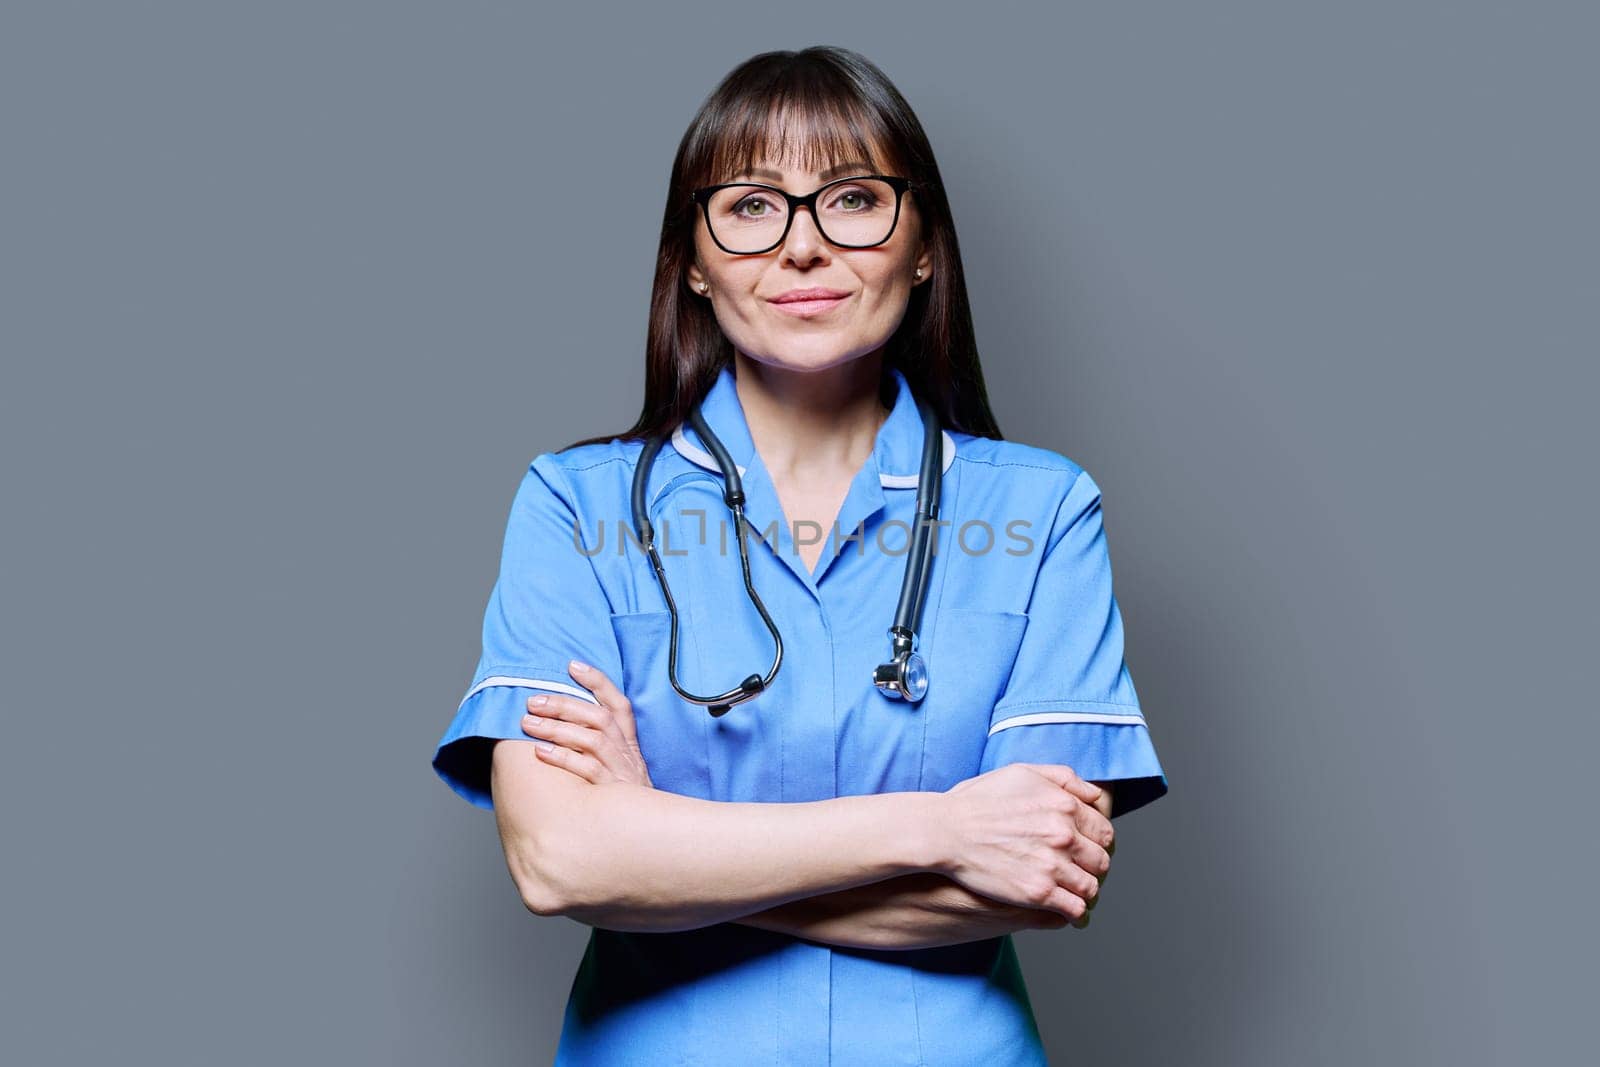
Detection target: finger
<box><xmin>1042</xmin><ymin>884</ymin><xmax>1089</xmax><ymax>925</ymax></box>
<box><xmin>1089</xmin><ymin>780</ymin><xmax>1115</xmax><ymax>820</ymax></box>
<box><xmin>527</xmin><ymin>694</ymin><xmax>636</xmax><ymax>761</ymax></box>
<box><xmin>527</xmin><ymin>693</ymin><xmax>621</xmax><ymax>744</ymax></box>
<box><xmin>1018</xmin><ymin>763</ymin><xmax>1104</xmax><ymax>806</ymax></box>
<box><xmin>1071</xmin><ymin>888</ymin><xmax>1096</xmax><ymax>929</ymax></box>
<box><xmin>522</xmin><ymin>713</ymin><xmax>607</xmax><ymax>761</ymax></box>
<box><xmin>529</xmin><ymin>738</ymin><xmax>611</xmax><ymax>784</ymax></box>
<box><xmin>1053</xmin><ymin>854</ymin><xmax>1102</xmax><ymax>908</ymax></box>
<box><xmin>1066</xmin><ymin>833</ymin><xmax>1112</xmax><ymax>881</ymax></box>
<box><xmin>568</xmin><ymin>661</ymin><xmax>642</xmax><ymax>744</ymax></box>
<box><xmin>1071</xmin><ymin>798</ymin><xmax>1116</xmax><ymax>852</ymax></box>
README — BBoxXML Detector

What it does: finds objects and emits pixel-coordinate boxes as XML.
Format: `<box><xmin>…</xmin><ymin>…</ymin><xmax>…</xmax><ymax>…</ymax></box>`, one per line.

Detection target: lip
<box><xmin>768</xmin><ymin>287</ymin><xmax>852</xmax><ymax>318</ymax></box>
<box><xmin>770</xmin><ymin>286</ymin><xmax>852</xmax><ymax>303</ymax></box>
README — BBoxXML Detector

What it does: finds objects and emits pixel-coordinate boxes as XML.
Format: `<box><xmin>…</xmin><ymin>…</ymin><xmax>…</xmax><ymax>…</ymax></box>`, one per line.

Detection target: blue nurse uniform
<box><xmin>433</xmin><ymin>364</ymin><xmax>1168</xmax><ymax>1065</ymax></box>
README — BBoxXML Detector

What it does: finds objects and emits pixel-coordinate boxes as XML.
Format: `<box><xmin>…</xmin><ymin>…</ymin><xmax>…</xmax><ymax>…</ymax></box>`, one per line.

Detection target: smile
<box><xmin>768</xmin><ymin>295</ymin><xmax>849</xmax><ymax>318</ymax></box>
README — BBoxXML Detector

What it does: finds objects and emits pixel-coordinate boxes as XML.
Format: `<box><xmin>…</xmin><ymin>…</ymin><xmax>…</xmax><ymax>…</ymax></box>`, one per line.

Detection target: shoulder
<box><xmin>949</xmin><ymin>431</ymin><xmax>1080</xmax><ymax>474</ymax></box>
<box><xmin>535</xmin><ymin>438</ymin><xmax>640</xmax><ymax>478</ymax></box>
<box><xmin>948</xmin><ymin>431</ymin><xmax>1093</xmax><ymax>498</ymax></box>
<box><xmin>947</xmin><ymin>433</ymin><xmax>1116</xmax><ymax>555</ymax></box>
<box><xmin>524</xmin><ymin>436</ymin><xmax>694</xmax><ymax>512</ymax></box>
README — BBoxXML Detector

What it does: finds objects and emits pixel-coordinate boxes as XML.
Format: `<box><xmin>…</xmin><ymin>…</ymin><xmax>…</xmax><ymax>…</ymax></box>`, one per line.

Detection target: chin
<box><xmin>750</xmin><ymin>349</ymin><xmax>880</xmax><ymax>376</ymax></box>
<box><xmin>746</xmin><ymin>353</ymin><xmax>837</xmax><ymax>375</ymax></box>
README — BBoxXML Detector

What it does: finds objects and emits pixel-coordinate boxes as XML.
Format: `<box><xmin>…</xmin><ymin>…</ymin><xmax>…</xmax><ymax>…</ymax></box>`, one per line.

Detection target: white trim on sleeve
<box><xmin>459</xmin><ymin>675</ymin><xmax>602</xmax><ymax>709</ymax></box>
<box><xmin>988</xmin><ymin>710</ymin><xmax>1147</xmax><ymax>735</ymax></box>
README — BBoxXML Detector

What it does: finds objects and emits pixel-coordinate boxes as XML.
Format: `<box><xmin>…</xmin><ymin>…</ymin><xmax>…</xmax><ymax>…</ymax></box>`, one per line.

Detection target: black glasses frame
<box><xmin>691</xmin><ymin>174</ymin><xmax>915</xmax><ymax>255</ymax></box>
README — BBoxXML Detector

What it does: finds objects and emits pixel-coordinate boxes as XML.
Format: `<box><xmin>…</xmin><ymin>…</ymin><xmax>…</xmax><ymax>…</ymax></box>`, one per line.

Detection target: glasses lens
<box><xmin>816</xmin><ymin>177</ymin><xmax>898</xmax><ymax>247</ymax></box>
<box><xmin>706</xmin><ymin>185</ymin><xmax>789</xmax><ymax>253</ymax></box>
<box><xmin>705</xmin><ymin>178</ymin><xmax>898</xmax><ymax>253</ymax></box>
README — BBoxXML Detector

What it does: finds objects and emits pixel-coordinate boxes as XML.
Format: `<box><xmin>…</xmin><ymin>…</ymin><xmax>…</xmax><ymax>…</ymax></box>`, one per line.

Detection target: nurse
<box><xmin>433</xmin><ymin>45</ymin><xmax>1167</xmax><ymax>1066</ymax></box>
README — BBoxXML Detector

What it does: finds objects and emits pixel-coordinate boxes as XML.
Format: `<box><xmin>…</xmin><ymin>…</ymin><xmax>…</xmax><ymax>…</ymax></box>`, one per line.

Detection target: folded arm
<box><xmin>730</xmin><ymin>781</ymin><xmax>1116</xmax><ymax>950</ymax></box>
<box><xmin>491</xmin><ymin>738</ymin><xmax>944</xmax><ymax>932</ymax></box>
<box><xmin>499</xmin><ymin>672</ymin><xmax>1116</xmax><ymax>948</ymax></box>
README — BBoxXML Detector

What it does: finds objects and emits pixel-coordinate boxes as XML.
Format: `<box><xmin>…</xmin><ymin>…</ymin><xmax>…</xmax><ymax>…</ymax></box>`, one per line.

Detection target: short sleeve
<box><xmin>979</xmin><ymin>469</ymin><xmax>1169</xmax><ymax>818</ymax></box>
<box><xmin>431</xmin><ymin>453</ymin><xmax>623</xmax><ymax>810</ymax></box>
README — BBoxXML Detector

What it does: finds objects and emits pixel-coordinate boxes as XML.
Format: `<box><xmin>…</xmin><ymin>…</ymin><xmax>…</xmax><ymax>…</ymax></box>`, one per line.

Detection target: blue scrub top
<box><xmin>433</xmin><ymin>364</ymin><xmax>1168</xmax><ymax>1066</ymax></box>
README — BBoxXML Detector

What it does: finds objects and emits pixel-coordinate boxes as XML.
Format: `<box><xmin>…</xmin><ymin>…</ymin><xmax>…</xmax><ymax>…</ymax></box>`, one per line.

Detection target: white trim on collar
<box><xmin>670</xmin><ymin>423</ymin><xmax>748</xmax><ymax>478</ymax></box>
<box><xmin>879</xmin><ymin>431</ymin><xmax>957</xmax><ymax>487</ymax></box>
<box><xmin>669</xmin><ymin>424</ymin><xmax>957</xmax><ymax>487</ymax></box>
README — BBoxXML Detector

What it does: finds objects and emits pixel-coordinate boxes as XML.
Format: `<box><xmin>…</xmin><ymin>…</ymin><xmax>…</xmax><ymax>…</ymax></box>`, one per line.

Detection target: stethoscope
<box><xmin>630</xmin><ymin>385</ymin><xmax>945</xmax><ymax>717</ymax></box>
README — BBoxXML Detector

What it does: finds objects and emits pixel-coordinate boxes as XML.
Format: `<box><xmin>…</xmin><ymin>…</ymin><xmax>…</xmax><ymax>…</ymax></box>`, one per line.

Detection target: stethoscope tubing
<box><xmin>630</xmin><ymin>381</ymin><xmax>943</xmax><ymax>715</ymax></box>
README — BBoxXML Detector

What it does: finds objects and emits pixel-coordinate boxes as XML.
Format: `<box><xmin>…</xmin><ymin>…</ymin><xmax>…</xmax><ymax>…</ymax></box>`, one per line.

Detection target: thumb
<box><xmin>1019</xmin><ymin>763</ymin><xmax>1104</xmax><ymax>805</ymax></box>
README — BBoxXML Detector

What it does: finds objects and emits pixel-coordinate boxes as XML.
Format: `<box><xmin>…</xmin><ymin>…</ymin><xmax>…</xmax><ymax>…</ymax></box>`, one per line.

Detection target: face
<box><xmin>685</xmin><ymin>150</ymin><xmax>933</xmax><ymax>374</ymax></box>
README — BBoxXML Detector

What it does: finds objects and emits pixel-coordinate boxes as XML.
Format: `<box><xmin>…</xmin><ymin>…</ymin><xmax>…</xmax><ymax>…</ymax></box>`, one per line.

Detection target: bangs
<box><xmin>698</xmin><ymin>91</ymin><xmax>903</xmax><ymax>188</ymax></box>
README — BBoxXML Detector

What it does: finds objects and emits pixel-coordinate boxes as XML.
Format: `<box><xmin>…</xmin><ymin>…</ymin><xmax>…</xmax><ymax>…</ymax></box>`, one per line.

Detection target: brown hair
<box><xmin>563</xmin><ymin>45</ymin><xmax>1003</xmax><ymax>451</ymax></box>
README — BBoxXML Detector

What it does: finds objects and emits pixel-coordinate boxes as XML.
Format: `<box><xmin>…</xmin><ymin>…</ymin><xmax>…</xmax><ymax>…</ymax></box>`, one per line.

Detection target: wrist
<box><xmin>903</xmin><ymin>790</ymin><xmax>955</xmax><ymax>876</ymax></box>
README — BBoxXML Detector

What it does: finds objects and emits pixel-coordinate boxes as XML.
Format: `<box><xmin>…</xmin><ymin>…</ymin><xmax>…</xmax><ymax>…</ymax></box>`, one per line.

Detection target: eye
<box><xmin>730</xmin><ymin>192</ymin><xmax>782</xmax><ymax>219</ymax></box>
<box><xmin>825</xmin><ymin>186</ymin><xmax>881</xmax><ymax>212</ymax></box>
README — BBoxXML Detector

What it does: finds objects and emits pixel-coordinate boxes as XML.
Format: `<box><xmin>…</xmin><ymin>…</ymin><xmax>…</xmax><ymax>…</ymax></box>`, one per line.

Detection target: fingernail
<box><xmin>529</xmin><ymin>695</ymin><xmax>548</xmax><ymax>707</ymax></box>
<box><xmin>534</xmin><ymin>742</ymin><xmax>553</xmax><ymax>753</ymax></box>
<box><xmin>569</xmin><ymin>660</ymin><xmax>590</xmax><ymax>673</ymax></box>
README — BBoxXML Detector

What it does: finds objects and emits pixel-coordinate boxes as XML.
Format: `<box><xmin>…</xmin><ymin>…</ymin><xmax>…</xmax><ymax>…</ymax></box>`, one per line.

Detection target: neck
<box><xmin>731</xmin><ymin>350</ymin><xmax>891</xmax><ymax>483</ymax></box>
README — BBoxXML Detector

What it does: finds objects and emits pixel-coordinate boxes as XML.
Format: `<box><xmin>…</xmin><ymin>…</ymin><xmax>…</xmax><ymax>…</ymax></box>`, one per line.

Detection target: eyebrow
<box><xmin>736</xmin><ymin>160</ymin><xmax>872</xmax><ymax>183</ymax></box>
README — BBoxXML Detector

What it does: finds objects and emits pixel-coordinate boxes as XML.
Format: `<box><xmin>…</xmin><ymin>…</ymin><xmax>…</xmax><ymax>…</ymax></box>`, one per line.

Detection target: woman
<box><xmin>433</xmin><ymin>46</ymin><xmax>1168</xmax><ymax>1066</ymax></box>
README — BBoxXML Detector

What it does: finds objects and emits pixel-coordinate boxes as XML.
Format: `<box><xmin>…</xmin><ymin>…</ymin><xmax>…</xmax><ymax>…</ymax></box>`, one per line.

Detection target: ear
<box><xmin>912</xmin><ymin>240</ymin><xmax>933</xmax><ymax>287</ymax></box>
<box><xmin>686</xmin><ymin>261</ymin><xmax>706</xmax><ymax>295</ymax></box>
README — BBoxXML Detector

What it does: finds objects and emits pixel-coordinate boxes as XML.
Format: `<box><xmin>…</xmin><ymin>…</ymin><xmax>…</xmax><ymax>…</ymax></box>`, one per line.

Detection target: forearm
<box><xmin>731</xmin><ymin>780</ymin><xmax>1118</xmax><ymax>950</ymax></box>
<box><xmin>512</xmin><ymin>774</ymin><xmax>944</xmax><ymax>931</ymax></box>
<box><xmin>732</xmin><ymin>871</ymin><xmax>1060</xmax><ymax>950</ymax></box>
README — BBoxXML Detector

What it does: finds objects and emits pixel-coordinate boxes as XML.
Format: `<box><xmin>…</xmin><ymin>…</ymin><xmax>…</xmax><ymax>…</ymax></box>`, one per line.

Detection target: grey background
<box><xmin>3</xmin><ymin>2</ymin><xmax>1592</xmax><ymax>1064</ymax></box>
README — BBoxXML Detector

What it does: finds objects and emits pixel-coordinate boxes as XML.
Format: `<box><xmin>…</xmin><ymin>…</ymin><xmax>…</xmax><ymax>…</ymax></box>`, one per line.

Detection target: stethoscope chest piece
<box><xmin>873</xmin><ymin>647</ymin><xmax>929</xmax><ymax>703</ymax></box>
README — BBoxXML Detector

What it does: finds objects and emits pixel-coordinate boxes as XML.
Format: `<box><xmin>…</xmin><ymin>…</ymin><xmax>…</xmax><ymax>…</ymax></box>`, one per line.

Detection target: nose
<box><xmin>779</xmin><ymin>204</ymin><xmax>830</xmax><ymax>267</ymax></box>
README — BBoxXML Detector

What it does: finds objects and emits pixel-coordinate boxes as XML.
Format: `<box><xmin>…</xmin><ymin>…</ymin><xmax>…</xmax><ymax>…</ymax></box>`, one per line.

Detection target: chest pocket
<box><xmin>608</xmin><ymin>610</ymin><xmax>712</xmax><ymax>799</ymax></box>
<box><xmin>917</xmin><ymin>607</ymin><xmax>1030</xmax><ymax>790</ymax></box>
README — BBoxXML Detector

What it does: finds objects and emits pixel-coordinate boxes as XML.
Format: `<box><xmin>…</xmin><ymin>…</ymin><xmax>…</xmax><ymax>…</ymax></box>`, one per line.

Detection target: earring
<box><xmin>699</xmin><ymin>282</ymin><xmax>709</xmax><ymax>293</ymax></box>
<box><xmin>913</xmin><ymin>268</ymin><xmax>923</xmax><ymax>280</ymax></box>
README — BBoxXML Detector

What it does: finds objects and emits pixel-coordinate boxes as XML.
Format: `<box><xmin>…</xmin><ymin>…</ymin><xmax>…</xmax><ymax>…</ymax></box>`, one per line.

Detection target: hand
<box><xmin>520</xmin><ymin>661</ymin><xmax>654</xmax><ymax>788</ymax></box>
<box><xmin>933</xmin><ymin>763</ymin><xmax>1116</xmax><ymax>927</ymax></box>
<box><xmin>1070</xmin><ymin>782</ymin><xmax>1116</xmax><ymax>929</ymax></box>
<box><xmin>1015</xmin><ymin>780</ymin><xmax>1116</xmax><ymax>931</ymax></box>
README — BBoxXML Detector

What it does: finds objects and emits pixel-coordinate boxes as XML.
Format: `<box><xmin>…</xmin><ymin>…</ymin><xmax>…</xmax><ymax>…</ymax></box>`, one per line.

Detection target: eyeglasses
<box><xmin>691</xmin><ymin>174</ymin><xmax>914</xmax><ymax>255</ymax></box>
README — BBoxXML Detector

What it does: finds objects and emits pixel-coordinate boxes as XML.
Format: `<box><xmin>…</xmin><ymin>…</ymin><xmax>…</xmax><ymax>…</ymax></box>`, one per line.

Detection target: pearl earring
<box><xmin>699</xmin><ymin>282</ymin><xmax>709</xmax><ymax>293</ymax></box>
<box><xmin>914</xmin><ymin>268</ymin><xmax>922</xmax><ymax>280</ymax></box>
